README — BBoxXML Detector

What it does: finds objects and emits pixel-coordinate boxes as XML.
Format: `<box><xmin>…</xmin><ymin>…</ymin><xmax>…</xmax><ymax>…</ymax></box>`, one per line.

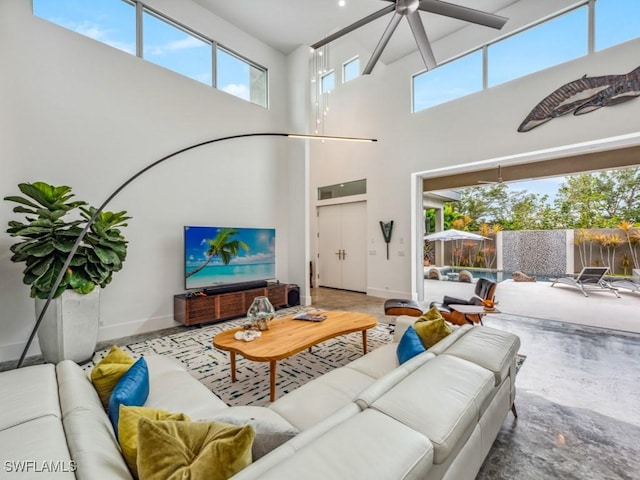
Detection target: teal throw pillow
<box><xmin>108</xmin><ymin>357</ymin><xmax>149</xmax><ymax>436</ymax></box>
<box><xmin>396</xmin><ymin>326</ymin><xmax>426</xmax><ymax>364</ymax></box>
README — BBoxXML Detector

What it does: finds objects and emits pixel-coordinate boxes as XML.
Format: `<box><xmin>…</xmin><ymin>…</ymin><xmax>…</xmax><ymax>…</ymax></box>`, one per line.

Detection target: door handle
<box><xmin>335</xmin><ymin>250</ymin><xmax>343</xmax><ymax>260</ymax></box>
<box><xmin>342</xmin><ymin>249</ymin><xmax>346</xmax><ymax>259</ymax></box>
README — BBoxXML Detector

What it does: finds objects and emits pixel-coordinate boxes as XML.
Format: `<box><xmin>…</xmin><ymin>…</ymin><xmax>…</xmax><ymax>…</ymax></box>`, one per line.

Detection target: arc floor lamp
<box><xmin>16</xmin><ymin>132</ymin><xmax>377</xmax><ymax>368</ymax></box>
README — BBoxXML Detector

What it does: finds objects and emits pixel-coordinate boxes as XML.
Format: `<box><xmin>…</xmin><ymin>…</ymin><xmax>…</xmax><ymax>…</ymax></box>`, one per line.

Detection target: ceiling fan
<box><xmin>478</xmin><ymin>165</ymin><xmax>504</xmax><ymax>185</ymax></box>
<box><xmin>311</xmin><ymin>0</ymin><xmax>508</xmax><ymax>74</ymax></box>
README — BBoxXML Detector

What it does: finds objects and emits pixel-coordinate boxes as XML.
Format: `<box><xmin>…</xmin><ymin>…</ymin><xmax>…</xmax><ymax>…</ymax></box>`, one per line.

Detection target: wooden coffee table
<box><xmin>212</xmin><ymin>310</ymin><xmax>377</xmax><ymax>401</ymax></box>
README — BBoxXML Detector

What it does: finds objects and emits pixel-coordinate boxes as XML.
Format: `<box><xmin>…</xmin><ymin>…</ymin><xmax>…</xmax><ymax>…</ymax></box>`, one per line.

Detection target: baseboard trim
<box><xmin>97</xmin><ymin>314</ymin><xmax>178</xmax><ymax>343</ymax></box>
<box><xmin>367</xmin><ymin>288</ymin><xmax>413</xmax><ymax>299</ymax></box>
<box><xmin>0</xmin><ymin>314</ymin><xmax>178</xmax><ymax>364</ymax></box>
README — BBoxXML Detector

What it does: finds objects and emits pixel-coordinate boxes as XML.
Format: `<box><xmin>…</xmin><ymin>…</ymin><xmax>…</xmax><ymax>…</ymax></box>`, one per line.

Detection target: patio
<box><xmin>424</xmin><ymin>278</ymin><xmax>640</xmax><ymax>334</ymax></box>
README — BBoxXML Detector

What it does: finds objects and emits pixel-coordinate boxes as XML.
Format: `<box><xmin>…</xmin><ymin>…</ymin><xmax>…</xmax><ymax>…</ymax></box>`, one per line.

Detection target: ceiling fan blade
<box><xmin>362</xmin><ymin>12</ymin><xmax>403</xmax><ymax>75</ymax></box>
<box><xmin>311</xmin><ymin>4</ymin><xmax>396</xmax><ymax>50</ymax></box>
<box><xmin>406</xmin><ymin>11</ymin><xmax>437</xmax><ymax>70</ymax></box>
<box><xmin>418</xmin><ymin>0</ymin><xmax>508</xmax><ymax>29</ymax></box>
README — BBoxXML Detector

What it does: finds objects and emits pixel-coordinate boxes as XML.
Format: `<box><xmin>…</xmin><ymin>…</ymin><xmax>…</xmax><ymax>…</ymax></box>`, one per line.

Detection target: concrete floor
<box><xmin>312</xmin><ymin>287</ymin><xmax>640</xmax><ymax>479</ymax></box>
<box><xmin>423</xmin><ymin>279</ymin><xmax>640</xmax><ymax>333</ymax></box>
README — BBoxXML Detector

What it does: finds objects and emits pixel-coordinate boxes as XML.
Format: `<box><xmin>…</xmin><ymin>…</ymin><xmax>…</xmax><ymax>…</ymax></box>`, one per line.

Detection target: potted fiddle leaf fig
<box><xmin>4</xmin><ymin>182</ymin><xmax>130</xmax><ymax>363</ymax></box>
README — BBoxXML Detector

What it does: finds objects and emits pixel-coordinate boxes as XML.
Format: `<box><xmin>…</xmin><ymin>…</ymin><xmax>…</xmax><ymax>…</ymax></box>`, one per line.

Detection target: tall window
<box><xmin>321</xmin><ymin>71</ymin><xmax>336</xmax><ymax>93</ymax></box>
<box><xmin>32</xmin><ymin>0</ymin><xmax>268</xmax><ymax>108</ymax></box>
<box><xmin>413</xmin><ymin>50</ymin><xmax>482</xmax><ymax>112</ymax></box>
<box><xmin>143</xmin><ymin>10</ymin><xmax>212</xmax><ymax>86</ymax></box>
<box><xmin>343</xmin><ymin>57</ymin><xmax>360</xmax><ymax>83</ymax></box>
<box><xmin>488</xmin><ymin>7</ymin><xmax>588</xmax><ymax>87</ymax></box>
<box><xmin>33</xmin><ymin>0</ymin><xmax>135</xmax><ymax>55</ymax></box>
<box><xmin>216</xmin><ymin>47</ymin><xmax>267</xmax><ymax>107</ymax></box>
<box><xmin>596</xmin><ymin>0</ymin><xmax>640</xmax><ymax>51</ymax></box>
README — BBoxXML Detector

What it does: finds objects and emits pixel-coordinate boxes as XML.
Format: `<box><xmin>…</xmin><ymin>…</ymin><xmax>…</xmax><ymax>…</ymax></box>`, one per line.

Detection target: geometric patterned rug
<box><xmin>87</xmin><ymin>307</ymin><xmax>395</xmax><ymax>407</ymax></box>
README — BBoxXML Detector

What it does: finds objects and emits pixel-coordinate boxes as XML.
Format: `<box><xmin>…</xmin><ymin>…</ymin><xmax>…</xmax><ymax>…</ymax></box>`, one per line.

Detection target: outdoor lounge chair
<box><xmin>430</xmin><ymin>278</ymin><xmax>497</xmax><ymax>325</ymax></box>
<box><xmin>551</xmin><ymin>267</ymin><xmax>620</xmax><ymax>298</ymax></box>
<box><xmin>607</xmin><ymin>268</ymin><xmax>640</xmax><ymax>294</ymax></box>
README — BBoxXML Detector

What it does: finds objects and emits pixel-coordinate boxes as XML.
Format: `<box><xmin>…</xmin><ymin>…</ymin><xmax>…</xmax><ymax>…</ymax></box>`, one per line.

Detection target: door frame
<box><xmin>315</xmin><ymin>199</ymin><xmax>367</xmax><ymax>293</ymax></box>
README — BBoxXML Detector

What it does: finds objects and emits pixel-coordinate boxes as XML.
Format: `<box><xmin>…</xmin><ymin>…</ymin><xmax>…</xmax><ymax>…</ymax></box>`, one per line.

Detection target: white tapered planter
<box><xmin>35</xmin><ymin>288</ymin><xmax>100</xmax><ymax>364</ymax></box>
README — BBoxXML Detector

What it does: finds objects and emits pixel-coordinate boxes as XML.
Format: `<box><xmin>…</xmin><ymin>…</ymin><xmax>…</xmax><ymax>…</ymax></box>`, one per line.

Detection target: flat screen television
<box><xmin>184</xmin><ymin>226</ymin><xmax>276</xmax><ymax>290</ymax></box>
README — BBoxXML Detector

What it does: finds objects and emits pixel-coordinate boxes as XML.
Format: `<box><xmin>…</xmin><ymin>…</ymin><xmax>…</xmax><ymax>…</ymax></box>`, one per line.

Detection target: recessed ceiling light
<box><xmin>338</xmin><ymin>0</ymin><xmax>346</xmax><ymax>7</ymax></box>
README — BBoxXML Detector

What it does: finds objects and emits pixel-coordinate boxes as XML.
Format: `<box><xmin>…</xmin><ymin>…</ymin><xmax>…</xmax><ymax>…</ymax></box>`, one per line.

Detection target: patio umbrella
<box><xmin>424</xmin><ymin>229</ymin><xmax>489</xmax><ymax>242</ymax></box>
<box><xmin>424</xmin><ymin>229</ymin><xmax>490</xmax><ymax>266</ymax></box>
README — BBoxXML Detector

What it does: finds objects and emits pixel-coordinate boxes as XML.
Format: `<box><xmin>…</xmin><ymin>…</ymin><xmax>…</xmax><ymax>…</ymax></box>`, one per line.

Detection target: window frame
<box><xmin>216</xmin><ymin>44</ymin><xmax>269</xmax><ymax>108</ymax></box>
<box><xmin>342</xmin><ymin>56</ymin><xmax>360</xmax><ymax>83</ymax></box>
<box><xmin>321</xmin><ymin>69</ymin><xmax>336</xmax><ymax>93</ymax></box>
<box><xmin>141</xmin><ymin>6</ymin><xmax>214</xmax><ymax>87</ymax></box>
<box><xmin>411</xmin><ymin>0</ymin><xmax>638</xmax><ymax>113</ymax></box>
<box><xmin>32</xmin><ymin>0</ymin><xmax>269</xmax><ymax>108</ymax></box>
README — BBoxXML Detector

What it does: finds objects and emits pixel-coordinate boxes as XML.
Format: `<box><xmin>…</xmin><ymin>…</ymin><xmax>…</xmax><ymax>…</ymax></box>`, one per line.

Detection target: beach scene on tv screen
<box><xmin>184</xmin><ymin>226</ymin><xmax>276</xmax><ymax>290</ymax></box>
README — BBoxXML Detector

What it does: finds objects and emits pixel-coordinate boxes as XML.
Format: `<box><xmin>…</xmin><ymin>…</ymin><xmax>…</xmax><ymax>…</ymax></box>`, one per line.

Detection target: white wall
<box><xmin>0</xmin><ymin>0</ymin><xmax>302</xmax><ymax>361</ymax></box>
<box><xmin>309</xmin><ymin>2</ymin><xmax>640</xmax><ymax>300</ymax></box>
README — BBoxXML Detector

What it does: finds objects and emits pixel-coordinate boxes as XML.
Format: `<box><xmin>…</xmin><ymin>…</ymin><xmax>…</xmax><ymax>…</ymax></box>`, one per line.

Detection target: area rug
<box><xmin>88</xmin><ymin>309</ymin><xmax>526</xmax><ymax>407</ymax></box>
<box><xmin>88</xmin><ymin>307</ymin><xmax>395</xmax><ymax>406</ymax></box>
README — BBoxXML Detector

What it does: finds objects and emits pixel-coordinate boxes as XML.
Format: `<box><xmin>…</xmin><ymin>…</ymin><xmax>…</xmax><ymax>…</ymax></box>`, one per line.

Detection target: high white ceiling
<box><xmin>193</xmin><ymin>0</ymin><xmax>523</xmax><ymax>65</ymax></box>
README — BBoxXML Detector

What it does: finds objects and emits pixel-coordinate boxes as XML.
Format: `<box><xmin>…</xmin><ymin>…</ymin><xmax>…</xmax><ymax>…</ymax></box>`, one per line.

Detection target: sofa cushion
<box><xmin>371</xmin><ymin>354</ymin><xmax>495</xmax><ymax>464</ymax></box>
<box><xmin>343</xmin><ymin>342</ymin><xmax>399</xmax><ymax>379</ymax></box>
<box><xmin>355</xmin><ymin>350</ymin><xmax>436</xmax><ymax>409</ymax></box>
<box><xmin>210</xmin><ymin>406</ymin><xmax>299</xmax><ymax>460</ymax></box>
<box><xmin>108</xmin><ymin>357</ymin><xmax>149</xmax><ymax>435</ymax></box>
<box><xmin>90</xmin><ymin>345</ymin><xmax>134</xmax><ymax>407</ymax></box>
<box><xmin>426</xmin><ymin>324</ymin><xmax>473</xmax><ymax>355</ymax></box>
<box><xmin>269</xmin><ymin>367</ymin><xmax>375</xmax><ymax>431</ymax></box>
<box><xmin>442</xmin><ymin>326</ymin><xmax>521</xmax><ymax>386</ymax></box>
<box><xmin>234</xmin><ymin>409</ymin><xmax>434</xmax><ymax>480</ymax></box>
<box><xmin>143</xmin><ymin>355</ymin><xmax>228</xmax><ymax>419</ymax></box>
<box><xmin>414</xmin><ymin>317</ymin><xmax>452</xmax><ymax>349</ymax></box>
<box><xmin>0</xmin><ymin>363</ymin><xmax>60</xmax><ymax>432</ymax></box>
<box><xmin>118</xmin><ymin>406</ymin><xmax>190</xmax><ymax>478</ymax></box>
<box><xmin>57</xmin><ymin>360</ymin><xmax>134</xmax><ymax>480</ymax></box>
<box><xmin>397</xmin><ymin>326</ymin><xmax>426</xmax><ymax>364</ymax></box>
<box><xmin>0</xmin><ymin>415</ymin><xmax>75</xmax><ymax>479</ymax></box>
<box><xmin>231</xmin><ymin>404</ymin><xmax>361</xmax><ymax>480</ymax></box>
<box><xmin>136</xmin><ymin>417</ymin><xmax>254</xmax><ymax>480</ymax></box>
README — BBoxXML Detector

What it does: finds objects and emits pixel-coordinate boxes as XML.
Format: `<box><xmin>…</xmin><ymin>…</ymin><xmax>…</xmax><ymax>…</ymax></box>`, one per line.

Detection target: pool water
<box><xmin>445</xmin><ymin>268</ymin><xmax>555</xmax><ymax>283</ymax></box>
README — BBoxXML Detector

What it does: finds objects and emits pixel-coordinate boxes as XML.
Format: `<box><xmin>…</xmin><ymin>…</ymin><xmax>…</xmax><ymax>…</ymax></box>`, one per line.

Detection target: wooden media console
<box><xmin>174</xmin><ymin>283</ymin><xmax>295</xmax><ymax>326</ymax></box>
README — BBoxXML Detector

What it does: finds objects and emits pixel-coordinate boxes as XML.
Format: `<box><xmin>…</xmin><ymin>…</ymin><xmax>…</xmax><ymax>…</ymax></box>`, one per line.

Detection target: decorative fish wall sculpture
<box><xmin>518</xmin><ymin>65</ymin><xmax>640</xmax><ymax>132</ymax></box>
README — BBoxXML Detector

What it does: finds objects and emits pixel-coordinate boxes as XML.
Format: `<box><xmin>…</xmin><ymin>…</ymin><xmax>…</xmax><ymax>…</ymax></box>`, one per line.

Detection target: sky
<box><xmin>413</xmin><ymin>0</ymin><xmax>640</xmax><ymax>112</ymax></box>
<box><xmin>184</xmin><ymin>227</ymin><xmax>276</xmax><ymax>268</ymax></box>
<box><xmin>33</xmin><ymin>0</ymin><xmax>255</xmax><ymax>101</ymax></box>
<box><xmin>508</xmin><ymin>177</ymin><xmax>566</xmax><ymax>201</ymax></box>
<box><xmin>34</xmin><ymin>0</ymin><xmax>639</xmax><ymax>109</ymax></box>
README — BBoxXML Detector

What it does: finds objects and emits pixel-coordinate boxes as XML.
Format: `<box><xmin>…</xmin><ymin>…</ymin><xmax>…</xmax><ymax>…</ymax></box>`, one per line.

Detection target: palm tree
<box><xmin>618</xmin><ymin>220</ymin><xmax>640</xmax><ymax>270</ymax></box>
<box><xmin>186</xmin><ymin>228</ymin><xmax>249</xmax><ymax>278</ymax></box>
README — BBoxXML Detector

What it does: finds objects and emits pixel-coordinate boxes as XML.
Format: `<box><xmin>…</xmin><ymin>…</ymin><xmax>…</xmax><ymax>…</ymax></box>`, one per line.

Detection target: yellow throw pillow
<box><xmin>414</xmin><ymin>317</ymin><xmax>452</xmax><ymax>349</ymax></box>
<box><xmin>118</xmin><ymin>406</ymin><xmax>191</xmax><ymax>479</ymax></box>
<box><xmin>417</xmin><ymin>306</ymin><xmax>445</xmax><ymax>322</ymax></box>
<box><xmin>136</xmin><ymin>418</ymin><xmax>255</xmax><ymax>480</ymax></box>
<box><xmin>90</xmin><ymin>345</ymin><xmax>134</xmax><ymax>407</ymax></box>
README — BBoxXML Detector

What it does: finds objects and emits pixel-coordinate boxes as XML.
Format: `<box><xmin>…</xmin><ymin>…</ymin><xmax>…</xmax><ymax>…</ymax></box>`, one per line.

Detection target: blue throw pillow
<box><xmin>396</xmin><ymin>326</ymin><xmax>426</xmax><ymax>364</ymax></box>
<box><xmin>108</xmin><ymin>357</ymin><xmax>149</xmax><ymax>435</ymax></box>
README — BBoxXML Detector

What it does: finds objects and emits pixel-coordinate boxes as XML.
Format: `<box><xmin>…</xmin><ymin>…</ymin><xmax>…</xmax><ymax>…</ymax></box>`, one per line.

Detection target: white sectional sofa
<box><xmin>0</xmin><ymin>316</ymin><xmax>520</xmax><ymax>480</ymax></box>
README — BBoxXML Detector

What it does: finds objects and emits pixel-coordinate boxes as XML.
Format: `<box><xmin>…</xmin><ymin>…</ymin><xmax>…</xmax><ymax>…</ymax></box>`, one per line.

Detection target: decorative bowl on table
<box><xmin>481</xmin><ymin>299</ymin><xmax>498</xmax><ymax>312</ymax></box>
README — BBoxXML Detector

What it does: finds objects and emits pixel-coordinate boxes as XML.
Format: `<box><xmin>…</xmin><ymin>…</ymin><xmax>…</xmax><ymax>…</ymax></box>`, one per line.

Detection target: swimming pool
<box><xmin>444</xmin><ymin>268</ymin><xmax>555</xmax><ymax>283</ymax></box>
